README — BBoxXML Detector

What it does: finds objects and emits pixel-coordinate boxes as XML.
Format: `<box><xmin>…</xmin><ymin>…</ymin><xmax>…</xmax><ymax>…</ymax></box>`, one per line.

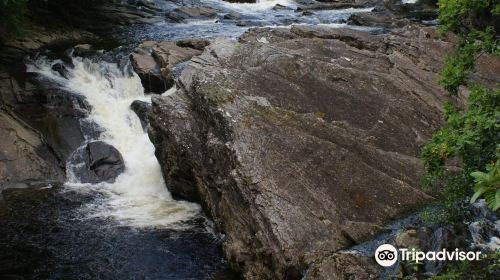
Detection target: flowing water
<box><xmin>1</xmin><ymin>0</ymin><xmax>376</xmax><ymax>279</ymax></box>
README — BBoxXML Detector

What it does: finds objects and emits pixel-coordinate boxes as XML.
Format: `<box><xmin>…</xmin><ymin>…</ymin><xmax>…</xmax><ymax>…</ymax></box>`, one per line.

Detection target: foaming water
<box><xmin>211</xmin><ymin>0</ymin><xmax>295</xmax><ymax>11</ymax></box>
<box><xmin>27</xmin><ymin>57</ymin><xmax>200</xmax><ymax>228</ymax></box>
<box><xmin>129</xmin><ymin>0</ymin><xmax>376</xmax><ymax>42</ymax></box>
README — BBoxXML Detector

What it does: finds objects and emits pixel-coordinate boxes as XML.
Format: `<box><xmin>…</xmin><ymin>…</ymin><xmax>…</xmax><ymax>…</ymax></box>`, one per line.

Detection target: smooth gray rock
<box><xmin>68</xmin><ymin>141</ymin><xmax>125</xmax><ymax>184</ymax></box>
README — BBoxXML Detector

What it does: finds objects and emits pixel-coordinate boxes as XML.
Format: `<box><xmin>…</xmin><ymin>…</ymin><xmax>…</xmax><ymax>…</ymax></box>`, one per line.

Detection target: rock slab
<box><xmin>148</xmin><ymin>25</ymin><xmax>499</xmax><ymax>279</ymax></box>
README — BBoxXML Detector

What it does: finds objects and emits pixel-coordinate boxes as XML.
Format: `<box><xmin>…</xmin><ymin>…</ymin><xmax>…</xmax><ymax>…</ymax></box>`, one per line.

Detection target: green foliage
<box><xmin>439</xmin><ymin>29</ymin><xmax>499</xmax><ymax>93</ymax></box>
<box><xmin>421</xmin><ymin>86</ymin><xmax>499</xmax><ymax>220</ymax></box>
<box><xmin>0</xmin><ymin>0</ymin><xmax>114</xmax><ymax>42</ymax></box>
<box><xmin>430</xmin><ymin>252</ymin><xmax>500</xmax><ymax>279</ymax></box>
<box><xmin>438</xmin><ymin>0</ymin><xmax>500</xmax><ymax>34</ymax></box>
<box><xmin>0</xmin><ymin>0</ymin><xmax>28</xmax><ymax>40</ymax></box>
<box><xmin>437</xmin><ymin>0</ymin><xmax>500</xmax><ymax>93</ymax></box>
<box><xmin>423</xmin><ymin>1</ymin><xmax>500</xmax><ymax>218</ymax></box>
<box><xmin>470</xmin><ymin>155</ymin><xmax>500</xmax><ymax>211</ymax></box>
<box><xmin>421</xmin><ymin>173</ymin><xmax>471</xmax><ymax>224</ymax></box>
<box><xmin>422</xmin><ymin>86</ymin><xmax>500</xmax><ymax>174</ymax></box>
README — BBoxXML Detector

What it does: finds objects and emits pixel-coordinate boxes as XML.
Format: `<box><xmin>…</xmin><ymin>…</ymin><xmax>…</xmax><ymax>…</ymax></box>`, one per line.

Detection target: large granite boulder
<box><xmin>130</xmin><ymin>41</ymin><xmax>204</xmax><ymax>93</ymax></box>
<box><xmin>148</xmin><ymin>25</ymin><xmax>452</xmax><ymax>279</ymax></box>
<box><xmin>148</xmin><ymin>25</ymin><xmax>497</xmax><ymax>278</ymax></box>
<box><xmin>67</xmin><ymin>141</ymin><xmax>125</xmax><ymax>184</ymax></box>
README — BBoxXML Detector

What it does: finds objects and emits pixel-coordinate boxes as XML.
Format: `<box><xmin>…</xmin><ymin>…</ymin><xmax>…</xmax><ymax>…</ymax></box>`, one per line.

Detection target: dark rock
<box><xmin>130</xmin><ymin>41</ymin><xmax>202</xmax><ymax>94</ymax></box>
<box><xmin>296</xmin><ymin>1</ymin><xmax>366</xmax><ymax>12</ymax></box>
<box><xmin>130</xmin><ymin>42</ymin><xmax>166</xmax><ymax>94</ymax></box>
<box><xmin>176</xmin><ymin>39</ymin><xmax>210</xmax><ymax>51</ymax></box>
<box><xmin>347</xmin><ymin>0</ymin><xmax>438</xmax><ymax>28</ymax></box>
<box><xmin>236</xmin><ymin>21</ymin><xmax>248</xmax><ymax>27</ymax></box>
<box><xmin>0</xmin><ymin>180</ymin><xmax>62</xmax><ymax>200</ymax></box>
<box><xmin>73</xmin><ymin>44</ymin><xmax>95</xmax><ymax>57</ymax></box>
<box><xmin>272</xmin><ymin>4</ymin><xmax>291</xmax><ymax>11</ymax></box>
<box><xmin>167</xmin><ymin>7</ymin><xmax>217</xmax><ymax>23</ymax></box>
<box><xmin>0</xmin><ymin>112</ymin><xmax>64</xmax><ymax>185</ymax></box>
<box><xmin>223</xmin><ymin>12</ymin><xmax>242</xmax><ymax>20</ymax></box>
<box><xmin>222</xmin><ymin>0</ymin><xmax>256</xmax><ymax>3</ymax></box>
<box><xmin>51</xmin><ymin>63</ymin><xmax>71</xmax><ymax>79</ymax></box>
<box><xmin>2</xmin><ymin>70</ymin><xmax>89</xmax><ymax>163</ymax></box>
<box><xmin>131</xmin><ymin>100</ymin><xmax>151</xmax><ymax>129</ymax></box>
<box><xmin>45</xmin><ymin>88</ymin><xmax>91</xmax><ymax>117</ymax></box>
<box><xmin>68</xmin><ymin>141</ymin><xmax>125</xmax><ymax>184</ymax></box>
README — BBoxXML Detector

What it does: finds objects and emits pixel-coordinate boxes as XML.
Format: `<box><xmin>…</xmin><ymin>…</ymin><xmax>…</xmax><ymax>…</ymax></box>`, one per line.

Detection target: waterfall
<box><xmin>27</xmin><ymin>57</ymin><xmax>200</xmax><ymax>228</ymax></box>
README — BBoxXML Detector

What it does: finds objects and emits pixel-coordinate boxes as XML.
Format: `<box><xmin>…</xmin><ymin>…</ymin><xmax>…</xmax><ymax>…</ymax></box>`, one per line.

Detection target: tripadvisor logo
<box><xmin>374</xmin><ymin>244</ymin><xmax>482</xmax><ymax>267</ymax></box>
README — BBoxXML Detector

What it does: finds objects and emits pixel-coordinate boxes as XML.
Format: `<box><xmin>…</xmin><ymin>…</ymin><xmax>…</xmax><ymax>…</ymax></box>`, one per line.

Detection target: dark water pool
<box><xmin>0</xmin><ymin>187</ymin><xmax>238</xmax><ymax>279</ymax></box>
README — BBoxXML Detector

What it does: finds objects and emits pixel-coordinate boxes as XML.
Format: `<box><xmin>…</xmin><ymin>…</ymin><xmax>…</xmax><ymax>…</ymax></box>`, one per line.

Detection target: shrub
<box><xmin>470</xmin><ymin>155</ymin><xmax>500</xmax><ymax>211</ymax></box>
<box><xmin>0</xmin><ymin>0</ymin><xmax>28</xmax><ymax>40</ymax></box>
<box><xmin>423</xmin><ymin>0</ymin><xmax>500</xmax><ymax>222</ymax></box>
<box><xmin>437</xmin><ymin>0</ymin><xmax>500</xmax><ymax>93</ymax></box>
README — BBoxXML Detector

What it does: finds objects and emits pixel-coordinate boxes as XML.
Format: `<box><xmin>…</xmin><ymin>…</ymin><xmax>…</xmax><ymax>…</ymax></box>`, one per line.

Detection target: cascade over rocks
<box><xmin>68</xmin><ymin>141</ymin><xmax>125</xmax><ymax>184</ymax></box>
<box><xmin>147</xmin><ymin>24</ymin><xmax>498</xmax><ymax>279</ymax></box>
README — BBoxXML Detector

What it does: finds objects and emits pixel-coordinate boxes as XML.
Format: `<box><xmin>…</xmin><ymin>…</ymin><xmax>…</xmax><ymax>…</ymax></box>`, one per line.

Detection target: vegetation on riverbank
<box><xmin>0</xmin><ymin>0</ymin><xmax>111</xmax><ymax>43</ymax></box>
<box><xmin>422</xmin><ymin>0</ymin><xmax>499</xmax><ymax>278</ymax></box>
<box><xmin>423</xmin><ymin>0</ymin><xmax>499</xmax><ymax>221</ymax></box>
<box><xmin>0</xmin><ymin>0</ymin><xmax>27</xmax><ymax>39</ymax></box>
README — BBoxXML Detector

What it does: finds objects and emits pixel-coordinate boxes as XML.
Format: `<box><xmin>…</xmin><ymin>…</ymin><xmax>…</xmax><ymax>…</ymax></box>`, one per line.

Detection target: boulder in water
<box><xmin>73</xmin><ymin>44</ymin><xmax>95</xmax><ymax>57</ymax></box>
<box><xmin>68</xmin><ymin>141</ymin><xmax>125</xmax><ymax>184</ymax></box>
<box><xmin>222</xmin><ymin>0</ymin><xmax>256</xmax><ymax>3</ymax></box>
<box><xmin>130</xmin><ymin>41</ymin><xmax>203</xmax><ymax>94</ymax></box>
<box><xmin>51</xmin><ymin>63</ymin><xmax>70</xmax><ymax>79</ymax></box>
<box><xmin>272</xmin><ymin>4</ymin><xmax>292</xmax><ymax>11</ymax></box>
<box><xmin>166</xmin><ymin>7</ymin><xmax>217</xmax><ymax>23</ymax></box>
<box><xmin>130</xmin><ymin>43</ymin><xmax>166</xmax><ymax>94</ymax></box>
<box><xmin>131</xmin><ymin>100</ymin><xmax>152</xmax><ymax>130</ymax></box>
<box><xmin>223</xmin><ymin>12</ymin><xmax>242</xmax><ymax>20</ymax></box>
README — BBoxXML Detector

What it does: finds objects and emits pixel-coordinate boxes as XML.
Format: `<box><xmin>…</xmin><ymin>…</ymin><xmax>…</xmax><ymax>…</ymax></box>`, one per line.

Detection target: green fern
<box><xmin>470</xmin><ymin>156</ymin><xmax>500</xmax><ymax>211</ymax></box>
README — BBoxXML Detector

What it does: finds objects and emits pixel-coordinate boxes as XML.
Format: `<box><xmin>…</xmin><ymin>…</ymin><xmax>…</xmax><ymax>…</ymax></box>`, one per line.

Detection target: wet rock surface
<box><xmin>68</xmin><ymin>141</ymin><xmax>125</xmax><ymax>184</ymax></box>
<box><xmin>167</xmin><ymin>6</ymin><xmax>218</xmax><ymax>23</ymax></box>
<box><xmin>130</xmin><ymin>40</ymin><xmax>203</xmax><ymax>93</ymax></box>
<box><xmin>147</xmin><ymin>24</ymin><xmax>484</xmax><ymax>278</ymax></box>
<box><xmin>0</xmin><ymin>111</ymin><xmax>63</xmax><ymax>186</ymax></box>
<box><xmin>347</xmin><ymin>0</ymin><xmax>438</xmax><ymax>28</ymax></box>
<box><xmin>131</xmin><ymin>100</ymin><xmax>152</xmax><ymax>129</ymax></box>
<box><xmin>14</xmin><ymin>72</ymin><xmax>91</xmax><ymax>161</ymax></box>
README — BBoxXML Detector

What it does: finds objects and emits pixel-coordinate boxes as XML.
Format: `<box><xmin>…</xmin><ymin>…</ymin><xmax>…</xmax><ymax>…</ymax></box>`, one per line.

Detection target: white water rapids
<box><xmin>27</xmin><ymin>57</ymin><xmax>200</xmax><ymax>228</ymax></box>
